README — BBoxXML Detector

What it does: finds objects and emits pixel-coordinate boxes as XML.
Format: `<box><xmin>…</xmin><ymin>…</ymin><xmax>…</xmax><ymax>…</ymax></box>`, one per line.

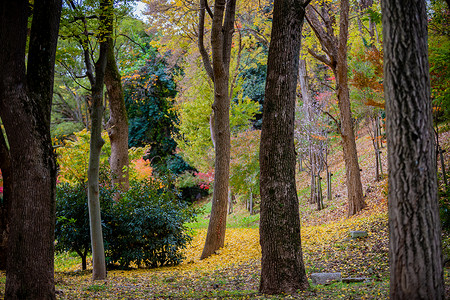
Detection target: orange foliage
<box><xmin>131</xmin><ymin>158</ymin><xmax>153</xmax><ymax>181</ymax></box>
<box><xmin>351</xmin><ymin>47</ymin><xmax>384</xmax><ymax>94</ymax></box>
<box><xmin>365</xmin><ymin>98</ymin><xmax>385</xmax><ymax>109</ymax></box>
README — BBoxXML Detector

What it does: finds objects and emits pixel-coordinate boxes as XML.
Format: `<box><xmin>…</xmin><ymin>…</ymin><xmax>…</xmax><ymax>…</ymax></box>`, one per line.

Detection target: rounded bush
<box><xmin>55</xmin><ymin>179</ymin><xmax>198</xmax><ymax>269</ymax></box>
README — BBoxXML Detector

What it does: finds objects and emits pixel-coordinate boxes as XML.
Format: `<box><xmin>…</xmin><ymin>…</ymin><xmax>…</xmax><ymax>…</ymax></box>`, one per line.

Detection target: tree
<box><xmin>0</xmin><ymin>127</ymin><xmax>10</xmax><ymax>270</ymax></box>
<box><xmin>198</xmin><ymin>0</ymin><xmax>237</xmax><ymax>260</ymax></box>
<box><xmin>306</xmin><ymin>0</ymin><xmax>366</xmax><ymax>216</ymax></box>
<box><xmin>382</xmin><ymin>0</ymin><xmax>445</xmax><ymax>298</ymax></box>
<box><xmin>85</xmin><ymin>0</ymin><xmax>109</xmax><ymax>280</ymax></box>
<box><xmin>105</xmin><ymin>14</ymin><xmax>130</xmax><ymax>193</ymax></box>
<box><xmin>259</xmin><ymin>0</ymin><xmax>310</xmax><ymax>294</ymax></box>
<box><xmin>62</xmin><ymin>0</ymin><xmax>111</xmax><ymax>280</ymax></box>
<box><xmin>0</xmin><ymin>0</ymin><xmax>61</xmax><ymax>298</ymax></box>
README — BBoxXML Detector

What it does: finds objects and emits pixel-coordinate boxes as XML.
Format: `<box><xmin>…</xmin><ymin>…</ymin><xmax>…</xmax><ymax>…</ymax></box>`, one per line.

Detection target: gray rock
<box><xmin>310</xmin><ymin>272</ymin><xmax>342</xmax><ymax>285</ymax></box>
<box><xmin>350</xmin><ymin>231</ymin><xmax>368</xmax><ymax>238</ymax></box>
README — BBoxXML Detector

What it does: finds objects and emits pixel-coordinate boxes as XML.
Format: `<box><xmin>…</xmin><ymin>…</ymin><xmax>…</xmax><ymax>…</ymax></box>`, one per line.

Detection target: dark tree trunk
<box><xmin>0</xmin><ymin>0</ymin><xmax>61</xmax><ymax>298</ymax></box>
<box><xmin>382</xmin><ymin>0</ymin><xmax>445</xmax><ymax>298</ymax></box>
<box><xmin>0</xmin><ymin>129</ymin><xmax>11</xmax><ymax>270</ymax></box>
<box><xmin>198</xmin><ymin>0</ymin><xmax>236</xmax><ymax>260</ymax></box>
<box><xmin>75</xmin><ymin>248</ymin><xmax>88</xmax><ymax>271</ymax></box>
<box><xmin>105</xmin><ymin>22</ymin><xmax>129</xmax><ymax>193</ymax></box>
<box><xmin>259</xmin><ymin>1</ymin><xmax>310</xmax><ymax>295</ymax></box>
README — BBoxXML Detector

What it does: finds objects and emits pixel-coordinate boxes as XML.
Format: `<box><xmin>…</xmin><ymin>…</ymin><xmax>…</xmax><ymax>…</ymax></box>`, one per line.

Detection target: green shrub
<box><xmin>104</xmin><ymin>179</ymin><xmax>198</xmax><ymax>268</ymax></box>
<box><xmin>55</xmin><ymin>179</ymin><xmax>198</xmax><ymax>270</ymax></box>
<box><xmin>439</xmin><ymin>187</ymin><xmax>450</xmax><ymax>232</ymax></box>
<box><xmin>55</xmin><ymin>183</ymin><xmax>114</xmax><ymax>270</ymax></box>
<box><xmin>175</xmin><ymin>171</ymin><xmax>209</xmax><ymax>202</ymax></box>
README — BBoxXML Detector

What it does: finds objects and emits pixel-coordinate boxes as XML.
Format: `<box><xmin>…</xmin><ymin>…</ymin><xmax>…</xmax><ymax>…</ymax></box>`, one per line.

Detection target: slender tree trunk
<box><xmin>299</xmin><ymin>59</ymin><xmax>319</xmax><ymax>204</ymax></box>
<box><xmin>105</xmin><ymin>35</ymin><xmax>129</xmax><ymax>193</ymax></box>
<box><xmin>198</xmin><ymin>0</ymin><xmax>236</xmax><ymax>260</ymax></box>
<box><xmin>382</xmin><ymin>0</ymin><xmax>445</xmax><ymax>298</ymax></box>
<box><xmin>0</xmin><ymin>0</ymin><xmax>61</xmax><ymax>298</ymax></box>
<box><xmin>228</xmin><ymin>189</ymin><xmax>233</xmax><ymax>214</ymax></box>
<box><xmin>259</xmin><ymin>1</ymin><xmax>310</xmax><ymax>295</ymax></box>
<box><xmin>88</xmin><ymin>44</ymin><xmax>108</xmax><ymax>281</ymax></box>
<box><xmin>306</xmin><ymin>2</ymin><xmax>365</xmax><ymax>215</ymax></box>
<box><xmin>86</xmin><ymin>0</ymin><xmax>110</xmax><ymax>281</ymax></box>
<box><xmin>327</xmin><ymin>171</ymin><xmax>332</xmax><ymax>201</ymax></box>
<box><xmin>87</xmin><ymin>88</ymin><xmax>107</xmax><ymax>280</ymax></box>
<box><xmin>336</xmin><ymin>0</ymin><xmax>365</xmax><ymax>216</ymax></box>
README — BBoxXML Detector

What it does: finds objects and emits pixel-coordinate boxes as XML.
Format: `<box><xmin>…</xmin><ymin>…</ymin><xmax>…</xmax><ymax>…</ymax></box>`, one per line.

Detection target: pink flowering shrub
<box><xmin>194</xmin><ymin>170</ymin><xmax>214</xmax><ymax>191</ymax></box>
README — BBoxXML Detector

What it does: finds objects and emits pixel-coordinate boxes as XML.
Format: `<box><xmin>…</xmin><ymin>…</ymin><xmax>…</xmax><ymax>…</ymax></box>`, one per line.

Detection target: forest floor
<box><xmin>0</xmin><ymin>128</ymin><xmax>449</xmax><ymax>299</ymax></box>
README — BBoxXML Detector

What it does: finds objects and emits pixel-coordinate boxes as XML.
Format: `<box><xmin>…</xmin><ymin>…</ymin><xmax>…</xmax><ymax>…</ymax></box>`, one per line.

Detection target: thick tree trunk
<box><xmin>259</xmin><ymin>1</ymin><xmax>310</xmax><ymax>295</ymax></box>
<box><xmin>0</xmin><ymin>0</ymin><xmax>61</xmax><ymax>298</ymax></box>
<box><xmin>336</xmin><ymin>0</ymin><xmax>365</xmax><ymax>216</ymax></box>
<box><xmin>105</xmin><ymin>36</ymin><xmax>129</xmax><ymax>193</ymax></box>
<box><xmin>199</xmin><ymin>0</ymin><xmax>236</xmax><ymax>260</ymax></box>
<box><xmin>382</xmin><ymin>0</ymin><xmax>445</xmax><ymax>298</ymax></box>
<box><xmin>0</xmin><ymin>130</ymin><xmax>11</xmax><ymax>270</ymax></box>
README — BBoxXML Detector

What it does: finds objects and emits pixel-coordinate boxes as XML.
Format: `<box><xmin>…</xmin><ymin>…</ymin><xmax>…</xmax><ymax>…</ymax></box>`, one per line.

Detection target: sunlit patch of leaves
<box><xmin>42</xmin><ymin>210</ymin><xmax>393</xmax><ymax>299</ymax></box>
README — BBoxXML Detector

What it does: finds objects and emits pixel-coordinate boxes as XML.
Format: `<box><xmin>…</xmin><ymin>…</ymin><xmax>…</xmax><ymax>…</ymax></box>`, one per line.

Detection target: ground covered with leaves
<box><xmin>33</xmin><ymin>211</ymin><xmax>393</xmax><ymax>299</ymax></box>
<box><xmin>1</xmin><ymin>131</ymin><xmax>449</xmax><ymax>299</ymax></box>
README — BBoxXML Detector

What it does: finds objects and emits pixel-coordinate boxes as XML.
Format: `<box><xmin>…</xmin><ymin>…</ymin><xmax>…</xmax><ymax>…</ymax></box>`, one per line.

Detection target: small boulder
<box><xmin>310</xmin><ymin>272</ymin><xmax>342</xmax><ymax>285</ymax></box>
<box><xmin>350</xmin><ymin>231</ymin><xmax>368</xmax><ymax>238</ymax></box>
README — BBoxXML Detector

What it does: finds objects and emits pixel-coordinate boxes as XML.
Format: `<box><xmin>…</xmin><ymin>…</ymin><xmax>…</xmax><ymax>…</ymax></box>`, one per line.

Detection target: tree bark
<box><xmin>0</xmin><ymin>0</ymin><xmax>61</xmax><ymax>298</ymax></box>
<box><xmin>259</xmin><ymin>1</ymin><xmax>310</xmax><ymax>295</ymax></box>
<box><xmin>199</xmin><ymin>0</ymin><xmax>236</xmax><ymax>260</ymax></box>
<box><xmin>105</xmin><ymin>31</ymin><xmax>129</xmax><ymax>193</ymax></box>
<box><xmin>382</xmin><ymin>0</ymin><xmax>445</xmax><ymax>298</ymax></box>
<box><xmin>0</xmin><ymin>127</ymin><xmax>11</xmax><ymax>270</ymax></box>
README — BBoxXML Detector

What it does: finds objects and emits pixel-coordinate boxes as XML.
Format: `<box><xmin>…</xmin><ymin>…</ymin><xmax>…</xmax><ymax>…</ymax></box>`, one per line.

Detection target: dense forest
<box><xmin>0</xmin><ymin>0</ymin><xmax>449</xmax><ymax>298</ymax></box>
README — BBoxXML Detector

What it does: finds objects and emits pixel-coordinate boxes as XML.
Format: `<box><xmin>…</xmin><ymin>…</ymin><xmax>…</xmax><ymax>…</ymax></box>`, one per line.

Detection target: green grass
<box><xmin>186</xmin><ymin>198</ymin><xmax>260</xmax><ymax>229</ymax></box>
<box><xmin>54</xmin><ymin>251</ymin><xmax>83</xmax><ymax>272</ymax></box>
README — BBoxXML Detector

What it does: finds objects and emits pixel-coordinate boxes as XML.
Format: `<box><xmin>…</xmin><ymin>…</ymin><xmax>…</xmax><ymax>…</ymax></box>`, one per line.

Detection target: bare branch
<box><xmin>205</xmin><ymin>0</ymin><xmax>213</xmax><ymax>18</ymax></box>
<box><xmin>322</xmin><ymin>110</ymin><xmax>341</xmax><ymax>135</ymax></box>
<box><xmin>307</xmin><ymin>48</ymin><xmax>332</xmax><ymax>67</ymax></box>
<box><xmin>229</xmin><ymin>27</ymin><xmax>243</xmax><ymax>99</ymax></box>
<box><xmin>117</xmin><ymin>33</ymin><xmax>146</xmax><ymax>52</ymax></box>
<box><xmin>198</xmin><ymin>0</ymin><xmax>214</xmax><ymax>82</ymax></box>
<box><xmin>222</xmin><ymin>0</ymin><xmax>237</xmax><ymax>71</ymax></box>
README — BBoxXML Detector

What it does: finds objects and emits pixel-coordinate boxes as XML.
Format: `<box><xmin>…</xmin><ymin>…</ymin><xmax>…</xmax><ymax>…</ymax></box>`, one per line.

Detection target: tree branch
<box><xmin>198</xmin><ymin>0</ymin><xmax>214</xmax><ymax>82</ymax></box>
<box><xmin>307</xmin><ymin>48</ymin><xmax>332</xmax><ymax>67</ymax></box>
<box><xmin>118</xmin><ymin>33</ymin><xmax>146</xmax><ymax>52</ymax></box>
<box><xmin>321</xmin><ymin>110</ymin><xmax>341</xmax><ymax>135</ymax></box>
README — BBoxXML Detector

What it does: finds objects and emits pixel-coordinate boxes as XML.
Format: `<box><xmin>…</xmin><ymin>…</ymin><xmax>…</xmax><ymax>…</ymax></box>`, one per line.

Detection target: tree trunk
<box><xmin>335</xmin><ymin>0</ymin><xmax>365</xmax><ymax>216</ymax></box>
<box><xmin>199</xmin><ymin>0</ymin><xmax>236</xmax><ymax>260</ymax></box>
<box><xmin>228</xmin><ymin>189</ymin><xmax>233</xmax><ymax>214</ymax></box>
<box><xmin>382</xmin><ymin>0</ymin><xmax>445</xmax><ymax>298</ymax></box>
<box><xmin>105</xmin><ymin>35</ymin><xmax>129</xmax><ymax>193</ymax></box>
<box><xmin>87</xmin><ymin>44</ymin><xmax>108</xmax><ymax>281</ymax></box>
<box><xmin>86</xmin><ymin>0</ymin><xmax>110</xmax><ymax>281</ymax></box>
<box><xmin>0</xmin><ymin>129</ymin><xmax>11</xmax><ymax>270</ymax></box>
<box><xmin>299</xmin><ymin>59</ymin><xmax>318</xmax><ymax>204</ymax></box>
<box><xmin>305</xmin><ymin>2</ymin><xmax>365</xmax><ymax>216</ymax></box>
<box><xmin>259</xmin><ymin>1</ymin><xmax>310</xmax><ymax>295</ymax></box>
<box><xmin>0</xmin><ymin>0</ymin><xmax>61</xmax><ymax>298</ymax></box>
